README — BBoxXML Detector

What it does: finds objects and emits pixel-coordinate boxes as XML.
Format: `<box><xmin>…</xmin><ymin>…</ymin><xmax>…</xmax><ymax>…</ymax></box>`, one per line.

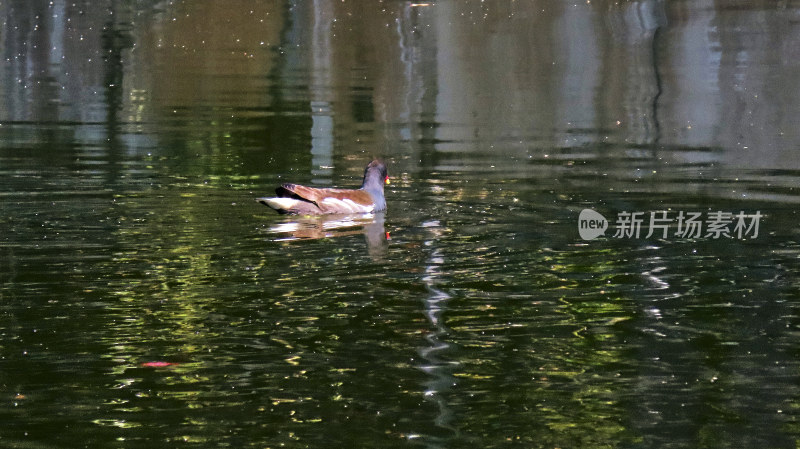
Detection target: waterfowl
<box><xmin>258</xmin><ymin>160</ymin><xmax>389</xmax><ymax>215</ymax></box>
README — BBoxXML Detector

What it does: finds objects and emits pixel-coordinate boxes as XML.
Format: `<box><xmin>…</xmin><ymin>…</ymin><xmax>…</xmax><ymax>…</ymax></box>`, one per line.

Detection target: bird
<box><xmin>258</xmin><ymin>160</ymin><xmax>389</xmax><ymax>215</ymax></box>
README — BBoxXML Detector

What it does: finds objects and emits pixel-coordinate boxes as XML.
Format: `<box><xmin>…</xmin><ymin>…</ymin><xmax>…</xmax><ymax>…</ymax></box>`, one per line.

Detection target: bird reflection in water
<box><xmin>266</xmin><ymin>212</ymin><xmax>389</xmax><ymax>257</ymax></box>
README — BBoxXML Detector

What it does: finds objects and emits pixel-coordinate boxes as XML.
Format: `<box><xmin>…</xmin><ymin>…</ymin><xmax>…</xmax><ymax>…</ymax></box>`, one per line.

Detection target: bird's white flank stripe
<box><xmin>320</xmin><ymin>198</ymin><xmax>374</xmax><ymax>213</ymax></box>
<box><xmin>263</xmin><ymin>197</ymin><xmax>301</xmax><ymax>211</ymax></box>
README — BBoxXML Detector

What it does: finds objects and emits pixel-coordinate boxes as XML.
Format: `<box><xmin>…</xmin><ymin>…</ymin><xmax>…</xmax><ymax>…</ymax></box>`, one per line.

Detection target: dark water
<box><xmin>2</xmin><ymin>1</ymin><xmax>800</xmax><ymax>447</ymax></box>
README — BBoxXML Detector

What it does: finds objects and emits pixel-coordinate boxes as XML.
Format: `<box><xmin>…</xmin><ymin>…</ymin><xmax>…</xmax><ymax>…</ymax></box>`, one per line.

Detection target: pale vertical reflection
<box><xmin>410</xmin><ymin>220</ymin><xmax>460</xmax><ymax>446</ymax></box>
<box><xmin>380</xmin><ymin>2</ymin><xmax>437</xmax><ymax>153</ymax></box>
<box><xmin>623</xmin><ymin>0</ymin><xmax>667</xmax><ymax>145</ymax></box>
<box><xmin>553</xmin><ymin>3</ymin><xmax>599</xmax><ymax>146</ymax></box>
<box><xmin>310</xmin><ymin>0</ymin><xmax>334</xmax><ymax>183</ymax></box>
<box><xmin>601</xmin><ymin>0</ymin><xmax>666</xmax><ymax>146</ymax></box>
<box><xmin>431</xmin><ymin>2</ymin><xmax>474</xmax><ymax>146</ymax></box>
<box><xmin>661</xmin><ymin>0</ymin><xmax>720</xmax><ymax>149</ymax></box>
<box><xmin>49</xmin><ymin>0</ymin><xmax>65</xmax><ymax>71</ymax></box>
<box><xmin>393</xmin><ymin>4</ymin><xmax>424</xmax><ymax>140</ymax></box>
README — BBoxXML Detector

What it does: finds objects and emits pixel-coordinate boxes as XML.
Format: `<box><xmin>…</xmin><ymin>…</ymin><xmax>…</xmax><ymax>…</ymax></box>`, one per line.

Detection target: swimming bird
<box><xmin>258</xmin><ymin>160</ymin><xmax>389</xmax><ymax>215</ymax></box>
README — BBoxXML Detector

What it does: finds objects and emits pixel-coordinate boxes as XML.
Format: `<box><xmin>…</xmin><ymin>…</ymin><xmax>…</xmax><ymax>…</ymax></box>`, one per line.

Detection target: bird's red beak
<box><xmin>384</xmin><ymin>176</ymin><xmax>390</xmax><ymax>185</ymax></box>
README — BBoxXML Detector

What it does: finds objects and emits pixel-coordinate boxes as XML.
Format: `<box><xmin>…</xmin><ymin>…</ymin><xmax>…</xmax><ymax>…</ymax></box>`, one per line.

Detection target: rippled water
<box><xmin>2</xmin><ymin>1</ymin><xmax>800</xmax><ymax>448</ymax></box>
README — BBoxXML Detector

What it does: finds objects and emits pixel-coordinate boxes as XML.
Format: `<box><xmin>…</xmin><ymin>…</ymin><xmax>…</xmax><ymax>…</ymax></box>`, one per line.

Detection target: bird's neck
<box><xmin>362</xmin><ymin>173</ymin><xmax>384</xmax><ymax>192</ymax></box>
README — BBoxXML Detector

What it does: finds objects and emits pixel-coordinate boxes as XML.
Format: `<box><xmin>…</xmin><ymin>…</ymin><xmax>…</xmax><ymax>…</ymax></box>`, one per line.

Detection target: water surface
<box><xmin>2</xmin><ymin>1</ymin><xmax>800</xmax><ymax>448</ymax></box>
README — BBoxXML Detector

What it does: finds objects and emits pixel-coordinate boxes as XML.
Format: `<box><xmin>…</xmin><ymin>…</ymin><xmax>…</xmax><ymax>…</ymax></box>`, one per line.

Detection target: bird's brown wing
<box><xmin>277</xmin><ymin>184</ymin><xmax>375</xmax><ymax>214</ymax></box>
